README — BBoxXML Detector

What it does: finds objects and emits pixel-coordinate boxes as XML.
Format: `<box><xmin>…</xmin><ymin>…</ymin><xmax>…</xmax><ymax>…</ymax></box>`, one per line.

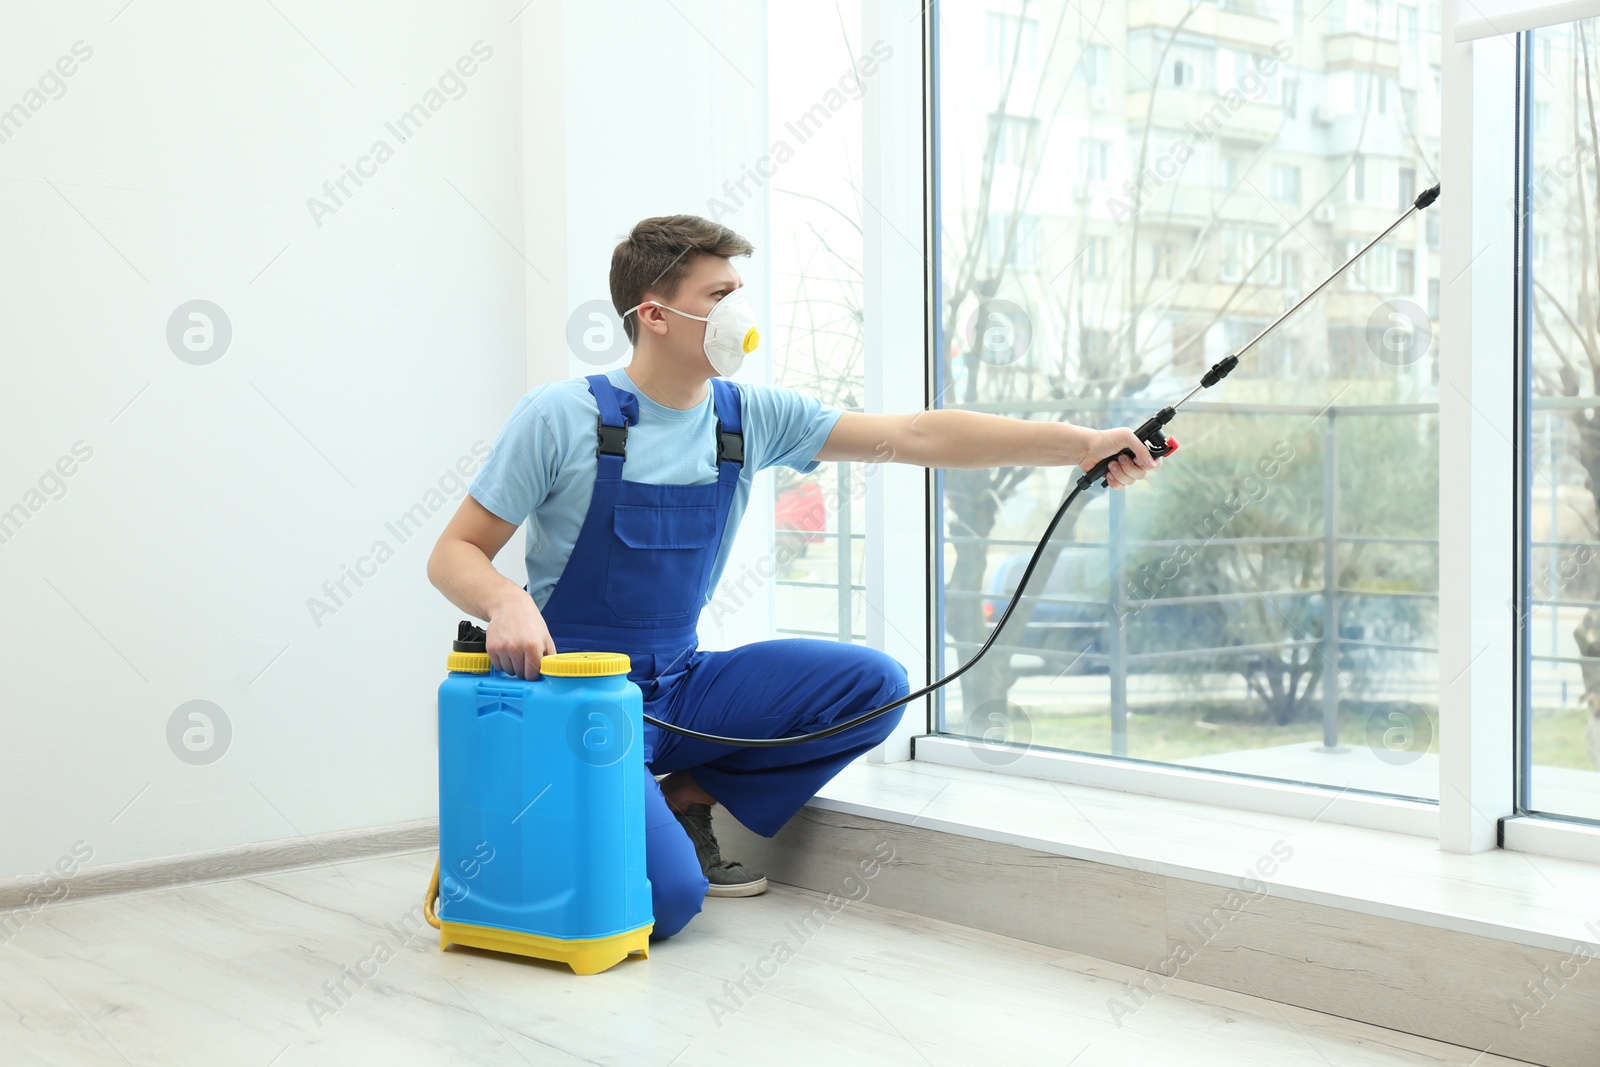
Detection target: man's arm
<box><xmin>813</xmin><ymin>409</ymin><xmax>1160</xmax><ymax>486</ymax></box>
<box><xmin>427</xmin><ymin>495</ymin><xmax>557</xmax><ymax>678</ymax></box>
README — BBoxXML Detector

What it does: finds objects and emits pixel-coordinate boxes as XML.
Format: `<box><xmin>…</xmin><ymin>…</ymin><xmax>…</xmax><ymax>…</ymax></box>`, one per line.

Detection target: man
<box><xmin>427</xmin><ymin>215</ymin><xmax>1159</xmax><ymax>940</ymax></box>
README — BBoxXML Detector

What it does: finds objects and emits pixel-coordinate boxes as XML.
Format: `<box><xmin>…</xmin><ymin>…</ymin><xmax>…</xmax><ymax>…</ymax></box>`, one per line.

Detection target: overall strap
<box><xmin>585</xmin><ymin>374</ymin><xmax>628</xmax><ymax>482</ymax></box>
<box><xmin>708</xmin><ymin>378</ymin><xmax>745</xmax><ymax>558</ymax></box>
<box><xmin>710</xmin><ymin>378</ymin><xmax>744</xmax><ymax>477</ymax></box>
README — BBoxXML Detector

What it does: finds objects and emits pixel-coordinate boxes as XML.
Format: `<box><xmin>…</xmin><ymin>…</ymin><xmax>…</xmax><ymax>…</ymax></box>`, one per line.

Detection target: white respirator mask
<box><xmin>623</xmin><ymin>287</ymin><xmax>761</xmax><ymax>378</ymax></box>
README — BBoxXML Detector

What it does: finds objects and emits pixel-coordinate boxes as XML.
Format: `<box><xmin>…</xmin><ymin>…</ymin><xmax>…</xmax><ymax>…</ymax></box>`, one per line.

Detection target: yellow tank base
<box><xmin>439</xmin><ymin>919</ymin><xmax>652</xmax><ymax>976</ymax></box>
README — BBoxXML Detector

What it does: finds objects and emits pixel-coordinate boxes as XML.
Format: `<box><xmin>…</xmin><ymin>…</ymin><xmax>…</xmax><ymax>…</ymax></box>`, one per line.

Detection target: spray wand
<box><xmin>577</xmin><ymin>184</ymin><xmax>1440</xmax><ymax>747</ymax></box>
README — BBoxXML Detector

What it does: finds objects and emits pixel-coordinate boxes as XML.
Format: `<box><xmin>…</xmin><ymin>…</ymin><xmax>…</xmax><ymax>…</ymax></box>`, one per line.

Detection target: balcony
<box><xmin>1127</xmin><ymin>0</ymin><xmax>1286</xmax><ymax>50</ymax></box>
<box><xmin>1125</xmin><ymin>89</ymin><xmax>1284</xmax><ymax>145</ymax></box>
<box><xmin>1325</xmin><ymin>31</ymin><xmax>1403</xmax><ymax>71</ymax></box>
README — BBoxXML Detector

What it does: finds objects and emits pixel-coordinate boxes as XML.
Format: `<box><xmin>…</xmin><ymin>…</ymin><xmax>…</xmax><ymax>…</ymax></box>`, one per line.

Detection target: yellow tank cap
<box><xmin>447</xmin><ymin>651</ymin><xmax>492</xmax><ymax>674</ymax></box>
<box><xmin>540</xmin><ymin>651</ymin><xmax>631</xmax><ymax>677</ymax></box>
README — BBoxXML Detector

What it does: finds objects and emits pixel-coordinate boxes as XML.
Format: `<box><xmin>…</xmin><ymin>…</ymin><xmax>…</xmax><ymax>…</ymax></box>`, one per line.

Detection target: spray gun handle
<box><xmin>1097</xmin><ymin>431</ymin><xmax>1179</xmax><ymax>488</ymax></box>
<box><xmin>1077</xmin><ymin>408</ymin><xmax>1180</xmax><ymax>490</ymax></box>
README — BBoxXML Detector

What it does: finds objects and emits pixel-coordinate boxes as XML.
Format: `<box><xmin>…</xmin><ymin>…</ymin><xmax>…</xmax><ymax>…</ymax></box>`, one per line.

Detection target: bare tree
<box><xmin>1532</xmin><ymin>22</ymin><xmax>1600</xmax><ymax>768</ymax></box>
<box><xmin>940</xmin><ymin>1</ymin><xmax>1392</xmax><ymax>736</ymax></box>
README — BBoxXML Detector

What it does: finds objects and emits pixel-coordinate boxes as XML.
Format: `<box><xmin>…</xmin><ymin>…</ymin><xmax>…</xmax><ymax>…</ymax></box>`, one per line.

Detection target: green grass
<box><xmin>1531</xmin><ymin>705</ymin><xmax>1595</xmax><ymax>770</ymax></box>
<box><xmin>1033</xmin><ymin>710</ymin><xmax>1328</xmax><ymax>763</ymax></box>
<box><xmin>949</xmin><ymin>700</ymin><xmax>1597</xmax><ymax>770</ymax></box>
<box><xmin>950</xmin><ymin>698</ymin><xmax>1434</xmax><ymax>763</ymax></box>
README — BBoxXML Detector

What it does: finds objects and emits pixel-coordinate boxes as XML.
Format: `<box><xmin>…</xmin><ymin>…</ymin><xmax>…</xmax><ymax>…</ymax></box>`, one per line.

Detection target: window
<box><xmin>934</xmin><ymin>0</ymin><xmax>1442</xmax><ymax>810</ymax></box>
<box><xmin>1170</xmin><ymin>317</ymin><xmax>1206</xmax><ymax>373</ymax></box>
<box><xmin>1251</xmin><ymin>53</ymin><xmax>1282</xmax><ymax>103</ymax></box>
<box><xmin>989</xmin><ymin>112</ymin><xmax>1041</xmax><ymax>168</ymax></box>
<box><xmin>1079</xmin><ymin>137</ymin><xmax>1111</xmax><ymax>182</ymax></box>
<box><xmin>1160</xmin><ymin>43</ymin><xmax>1213</xmax><ymax>92</ymax></box>
<box><xmin>1397</xmin><ymin>248</ymin><xmax>1415</xmax><ymax>294</ymax></box>
<box><xmin>1272</xmin><ymin>163</ymin><xmax>1301</xmax><ymax>203</ymax></box>
<box><xmin>1219</xmin><ymin>154</ymin><xmax>1239</xmax><ymax>190</ymax></box>
<box><xmin>1356</xmin><ymin>0</ymin><xmax>1383</xmax><ymax>35</ymax></box>
<box><xmin>1372</xmin><ymin>242</ymin><xmax>1393</xmax><ymax>289</ymax></box>
<box><xmin>1210</xmin><ymin>231</ymin><xmax>1282</xmax><ymax>287</ymax></box>
<box><xmin>1398</xmin><ymin>166</ymin><xmax>1415</xmax><ymax>209</ymax></box>
<box><xmin>1078</xmin><ymin>43</ymin><xmax>1111</xmax><ymax>88</ymax></box>
<box><xmin>1151</xmin><ymin>241</ymin><xmax>1177</xmax><ymax>279</ymax></box>
<box><xmin>1354</xmin><ymin>72</ymin><xmax>1391</xmax><ymax>115</ymax></box>
<box><xmin>1247</xmin><ymin>232</ymin><xmax>1281</xmax><ymax>285</ymax></box>
<box><xmin>767</xmin><ymin>0</ymin><xmax>870</xmax><ymax>648</ymax></box>
<box><xmin>1520</xmin><ymin>20</ymin><xmax>1600</xmax><ymax>824</ymax></box>
<box><xmin>1080</xmin><ymin>327</ymin><xmax>1114</xmax><ymax>377</ymax></box>
<box><xmin>1221</xmin><ymin>228</ymin><xmax>1245</xmax><ymax>281</ymax></box>
<box><xmin>1345</xmin><ymin>239</ymin><xmax>1394</xmax><ymax>290</ymax></box>
<box><xmin>1084</xmin><ymin>235</ymin><xmax>1110</xmax><ymax>278</ymax></box>
<box><xmin>986</xmin><ymin>13</ymin><xmax>1039</xmax><ymax>73</ymax></box>
<box><xmin>1219</xmin><ymin>49</ymin><xmax>1281</xmax><ymax>103</ymax></box>
<box><xmin>1352</xmin><ymin>153</ymin><xmax>1367</xmax><ymax>201</ymax></box>
<box><xmin>986</xmin><ymin>212</ymin><xmax>1038</xmax><ymax>270</ymax></box>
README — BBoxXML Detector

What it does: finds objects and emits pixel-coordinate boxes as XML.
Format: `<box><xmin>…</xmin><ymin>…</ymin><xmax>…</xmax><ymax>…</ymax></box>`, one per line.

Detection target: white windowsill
<box><xmin>811</xmin><ymin>756</ymin><xmax>1600</xmax><ymax>957</ymax></box>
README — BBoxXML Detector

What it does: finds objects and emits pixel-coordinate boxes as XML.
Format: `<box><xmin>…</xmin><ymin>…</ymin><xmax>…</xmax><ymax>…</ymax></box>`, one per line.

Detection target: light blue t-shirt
<box><xmin>469</xmin><ymin>366</ymin><xmax>844</xmax><ymax>611</ymax></box>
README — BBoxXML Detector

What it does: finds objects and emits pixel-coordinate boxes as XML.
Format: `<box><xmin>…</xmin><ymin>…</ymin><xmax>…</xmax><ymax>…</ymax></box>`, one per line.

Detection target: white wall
<box><xmin>1</xmin><ymin>0</ymin><xmax>777</xmax><ymax>880</ymax></box>
<box><xmin>526</xmin><ymin>0</ymin><xmax>774</xmax><ymax>651</ymax></box>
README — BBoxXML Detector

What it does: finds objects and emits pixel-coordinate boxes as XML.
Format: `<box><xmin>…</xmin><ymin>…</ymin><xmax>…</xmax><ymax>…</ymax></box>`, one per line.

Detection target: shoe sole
<box><xmin>706</xmin><ymin>876</ymin><xmax>768</xmax><ymax>897</ymax></box>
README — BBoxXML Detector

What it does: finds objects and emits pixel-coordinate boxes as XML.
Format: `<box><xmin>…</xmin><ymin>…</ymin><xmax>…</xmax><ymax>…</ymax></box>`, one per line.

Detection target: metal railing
<box><xmin>767</xmin><ymin>400</ymin><xmax>1599</xmax><ymax>755</ymax></box>
<box><xmin>941</xmin><ymin>401</ymin><xmax>1442</xmax><ymax>756</ymax></box>
<box><xmin>775</xmin><ymin>461</ymin><xmax>867</xmax><ymax>643</ymax></box>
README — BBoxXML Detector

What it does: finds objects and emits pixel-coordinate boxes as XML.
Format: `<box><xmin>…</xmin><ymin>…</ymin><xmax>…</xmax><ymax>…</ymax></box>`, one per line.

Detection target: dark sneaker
<box><xmin>670</xmin><ymin>802</ymin><xmax>768</xmax><ymax>897</ymax></box>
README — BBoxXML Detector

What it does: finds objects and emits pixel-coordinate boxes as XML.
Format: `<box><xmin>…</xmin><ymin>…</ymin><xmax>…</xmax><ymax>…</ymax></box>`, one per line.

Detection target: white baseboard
<box><xmin>0</xmin><ymin>819</ymin><xmax>438</xmax><ymax>913</ymax></box>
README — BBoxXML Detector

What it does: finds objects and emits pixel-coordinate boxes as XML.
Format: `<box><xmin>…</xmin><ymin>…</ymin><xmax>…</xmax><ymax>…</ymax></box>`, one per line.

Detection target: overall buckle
<box><xmin>596</xmin><ymin>421</ymin><xmax>628</xmax><ymax>458</ymax></box>
<box><xmin>717</xmin><ymin>429</ymin><xmax>744</xmax><ymax>465</ymax></box>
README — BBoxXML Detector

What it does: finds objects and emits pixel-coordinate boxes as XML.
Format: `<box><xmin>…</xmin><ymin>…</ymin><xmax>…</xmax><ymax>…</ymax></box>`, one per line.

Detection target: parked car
<box><xmin>977</xmin><ymin>548</ymin><xmax>1111</xmax><ymax>676</ymax></box>
<box><xmin>775</xmin><ymin>480</ymin><xmax>825</xmax><ymax>557</ymax></box>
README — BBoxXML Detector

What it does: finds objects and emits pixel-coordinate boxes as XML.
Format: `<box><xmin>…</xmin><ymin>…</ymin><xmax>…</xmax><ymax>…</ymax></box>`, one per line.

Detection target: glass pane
<box><xmin>1523</xmin><ymin>21</ymin><xmax>1600</xmax><ymax>822</ymax></box>
<box><xmin>933</xmin><ymin>0</ymin><xmax>1441</xmax><ymax>798</ymax></box>
<box><xmin>767</xmin><ymin>0</ymin><xmax>867</xmax><ymax>644</ymax></box>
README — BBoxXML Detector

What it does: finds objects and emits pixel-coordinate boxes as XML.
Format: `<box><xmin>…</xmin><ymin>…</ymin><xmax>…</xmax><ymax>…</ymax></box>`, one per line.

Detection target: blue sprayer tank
<box><xmin>426</xmin><ymin>621</ymin><xmax>652</xmax><ymax>975</ymax></box>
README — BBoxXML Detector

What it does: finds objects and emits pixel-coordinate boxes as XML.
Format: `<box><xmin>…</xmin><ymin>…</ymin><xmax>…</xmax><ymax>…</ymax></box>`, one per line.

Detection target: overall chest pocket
<box><xmin>604</xmin><ymin>504</ymin><xmax>720</xmax><ymax>621</ymax></box>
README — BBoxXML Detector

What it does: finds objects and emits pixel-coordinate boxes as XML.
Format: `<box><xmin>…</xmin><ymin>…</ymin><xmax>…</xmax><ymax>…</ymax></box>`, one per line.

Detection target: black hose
<box><xmin>452</xmin><ymin>481</ymin><xmax>1098</xmax><ymax>747</ymax></box>
<box><xmin>643</xmin><ymin>477</ymin><xmax>1094</xmax><ymax>746</ymax></box>
<box><xmin>461</xmin><ymin>184</ymin><xmax>1442</xmax><ymax>748</ymax></box>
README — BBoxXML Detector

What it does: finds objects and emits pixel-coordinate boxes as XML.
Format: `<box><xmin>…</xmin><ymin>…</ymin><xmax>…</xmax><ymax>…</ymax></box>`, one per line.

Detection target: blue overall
<box><xmin>534</xmin><ymin>375</ymin><xmax>909</xmax><ymax>939</ymax></box>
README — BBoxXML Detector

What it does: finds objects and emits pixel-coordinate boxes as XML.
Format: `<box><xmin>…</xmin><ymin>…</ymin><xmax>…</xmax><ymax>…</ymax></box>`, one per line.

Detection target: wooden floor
<box><xmin>0</xmin><ymin>851</ymin><xmax>1535</xmax><ymax>1066</ymax></box>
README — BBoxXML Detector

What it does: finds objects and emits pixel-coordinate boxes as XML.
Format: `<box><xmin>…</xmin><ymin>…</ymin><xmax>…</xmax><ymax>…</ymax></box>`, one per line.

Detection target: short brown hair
<box><xmin>611</xmin><ymin>215</ymin><xmax>754</xmax><ymax>344</ymax></box>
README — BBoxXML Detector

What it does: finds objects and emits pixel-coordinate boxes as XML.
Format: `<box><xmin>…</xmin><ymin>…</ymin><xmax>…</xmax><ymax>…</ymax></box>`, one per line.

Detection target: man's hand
<box><xmin>486</xmin><ymin>594</ymin><xmax>558</xmax><ymax>679</ymax></box>
<box><xmin>428</xmin><ymin>494</ymin><xmax>559</xmax><ymax>678</ymax></box>
<box><xmin>1078</xmin><ymin>427</ymin><xmax>1161</xmax><ymax>488</ymax></box>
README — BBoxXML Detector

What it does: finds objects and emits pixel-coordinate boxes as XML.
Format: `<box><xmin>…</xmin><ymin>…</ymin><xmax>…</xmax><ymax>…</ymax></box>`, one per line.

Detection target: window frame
<box><xmin>898</xmin><ymin>0</ymin><xmax>1599</xmax><ymax>863</ymax></box>
<box><xmin>1507</xmin><ymin>23</ymin><xmax>1600</xmax><ymax>858</ymax></box>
